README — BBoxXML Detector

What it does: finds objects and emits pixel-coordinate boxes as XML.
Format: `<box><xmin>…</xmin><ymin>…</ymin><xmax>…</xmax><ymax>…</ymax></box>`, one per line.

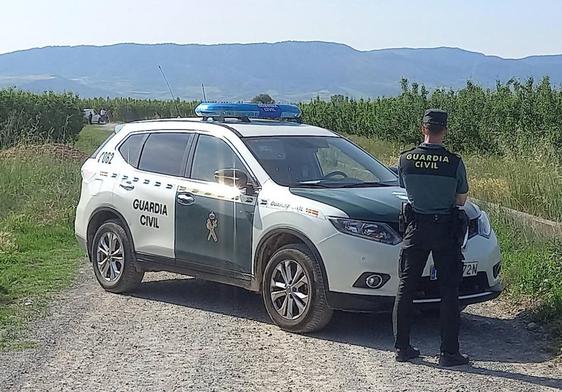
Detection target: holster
<box><xmin>398</xmin><ymin>202</ymin><xmax>414</xmax><ymax>235</ymax></box>
<box><xmin>452</xmin><ymin>207</ymin><xmax>469</xmax><ymax>246</ymax></box>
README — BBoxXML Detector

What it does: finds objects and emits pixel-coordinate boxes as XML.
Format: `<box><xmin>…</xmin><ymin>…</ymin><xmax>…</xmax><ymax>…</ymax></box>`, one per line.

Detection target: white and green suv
<box><xmin>75</xmin><ymin>103</ymin><xmax>502</xmax><ymax>333</ymax></box>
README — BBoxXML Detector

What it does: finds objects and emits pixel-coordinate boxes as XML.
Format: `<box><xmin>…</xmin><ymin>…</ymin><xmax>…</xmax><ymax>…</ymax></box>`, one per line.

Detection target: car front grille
<box><xmin>414</xmin><ymin>272</ymin><xmax>490</xmax><ymax>300</ymax></box>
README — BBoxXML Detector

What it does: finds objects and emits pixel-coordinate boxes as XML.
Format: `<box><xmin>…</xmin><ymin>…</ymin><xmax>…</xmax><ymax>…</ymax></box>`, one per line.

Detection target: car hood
<box><xmin>290</xmin><ymin>186</ymin><xmax>481</xmax><ymax>222</ymax></box>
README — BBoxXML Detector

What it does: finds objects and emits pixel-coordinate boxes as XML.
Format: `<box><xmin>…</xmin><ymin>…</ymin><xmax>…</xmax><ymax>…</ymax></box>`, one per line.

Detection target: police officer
<box><xmin>393</xmin><ymin>109</ymin><xmax>470</xmax><ymax>367</ymax></box>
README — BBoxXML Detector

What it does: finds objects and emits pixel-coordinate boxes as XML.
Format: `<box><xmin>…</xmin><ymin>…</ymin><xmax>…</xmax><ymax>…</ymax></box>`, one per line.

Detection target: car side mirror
<box><xmin>214</xmin><ymin>168</ymin><xmax>249</xmax><ymax>189</ymax></box>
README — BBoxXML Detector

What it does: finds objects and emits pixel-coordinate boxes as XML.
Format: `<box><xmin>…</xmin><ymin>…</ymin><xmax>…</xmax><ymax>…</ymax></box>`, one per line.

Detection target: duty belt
<box><xmin>413</xmin><ymin>212</ymin><xmax>453</xmax><ymax>223</ymax></box>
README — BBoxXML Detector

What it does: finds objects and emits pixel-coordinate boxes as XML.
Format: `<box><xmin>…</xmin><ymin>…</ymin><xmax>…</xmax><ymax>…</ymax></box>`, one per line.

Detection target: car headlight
<box><xmin>329</xmin><ymin>218</ymin><xmax>401</xmax><ymax>245</ymax></box>
<box><xmin>478</xmin><ymin>211</ymin><xmax>492</xmax><ymax>238</ymax></box>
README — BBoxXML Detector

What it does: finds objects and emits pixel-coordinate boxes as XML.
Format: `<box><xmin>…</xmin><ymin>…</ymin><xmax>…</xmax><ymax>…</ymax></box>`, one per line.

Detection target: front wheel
<box><xmin>91</xmin><ymin>220</ymin><xmax>144</xmax><ymax>293</ymax></box>
<box><xmin>262</xmin><ymin>244</ymin><xmax>333</xmax><ymax>333</ymax></box>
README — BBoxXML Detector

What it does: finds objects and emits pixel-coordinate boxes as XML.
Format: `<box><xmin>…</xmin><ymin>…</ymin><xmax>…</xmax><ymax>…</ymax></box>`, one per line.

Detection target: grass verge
<box><xmin>74</xmin><ymin>124</ymin><xmax>113</xmax><ymax>156</ymax></box>
<box><xmin>0</xmin><ymin>125</ymin><xmax>111</xmax><ymax>350</ymax></box>
<box><xmin>490</xmin><ymin>210</ymin><xmax>562</xmax><ymax>349</ymax></box>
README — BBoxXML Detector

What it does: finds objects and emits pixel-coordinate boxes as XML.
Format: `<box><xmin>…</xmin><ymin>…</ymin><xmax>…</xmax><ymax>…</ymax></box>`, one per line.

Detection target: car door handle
<box><xmin>177</xmin><ymin>193</ymin><xmax>195</xmax><ymax>206</ymax></box>
<box><xmin>119</xmin><ymin>182</ymin><xmax>135</xmax><ymax>191</ymax></box>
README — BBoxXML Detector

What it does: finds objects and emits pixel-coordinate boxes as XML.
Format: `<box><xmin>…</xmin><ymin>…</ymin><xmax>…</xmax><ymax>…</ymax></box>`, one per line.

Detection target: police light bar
<box><xmin>195</xmin><ymin>102</ymin><xmax>301</xmax><ymax>121</ymax></box>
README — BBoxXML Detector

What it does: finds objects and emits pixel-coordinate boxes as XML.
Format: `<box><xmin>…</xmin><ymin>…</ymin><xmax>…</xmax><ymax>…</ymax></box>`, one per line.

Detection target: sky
<box><xmin>2</xmin><ymin>0</ymin><xmax>562</xmax><ymax>58</ymax></box>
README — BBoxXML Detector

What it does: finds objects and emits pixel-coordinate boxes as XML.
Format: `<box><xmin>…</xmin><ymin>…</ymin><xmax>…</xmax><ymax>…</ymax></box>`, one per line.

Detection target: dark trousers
<box><xmin>393</xmin><ymin>216</ymin><xmax>463</xmax><ymax>354</ymax></box>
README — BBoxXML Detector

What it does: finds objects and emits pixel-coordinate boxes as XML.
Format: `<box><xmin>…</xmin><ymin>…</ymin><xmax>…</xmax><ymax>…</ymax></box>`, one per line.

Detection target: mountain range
<box><xmin>1</xmin><ymin>41</ymin><xmax>561</xmax><ymax>101</ymax></box>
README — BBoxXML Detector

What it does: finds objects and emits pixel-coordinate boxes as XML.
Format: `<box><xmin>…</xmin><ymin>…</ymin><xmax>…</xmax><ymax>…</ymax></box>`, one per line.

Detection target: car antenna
<box><xmin>201</xmin><ymin>83</ymin><xmax>208</xmax><ymax>102</ymax></box>
<box><xmin>158</xmin><ymin>65</ymin><xmax>182</xmax><ymax>117</ymax></box>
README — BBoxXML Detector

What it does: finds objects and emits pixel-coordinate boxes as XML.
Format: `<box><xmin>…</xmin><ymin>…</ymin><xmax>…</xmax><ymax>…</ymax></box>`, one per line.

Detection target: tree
<box><xmin>251</xmin><ymin>94</ymin><xmax>275</xmax><ymax>104</ymax></box>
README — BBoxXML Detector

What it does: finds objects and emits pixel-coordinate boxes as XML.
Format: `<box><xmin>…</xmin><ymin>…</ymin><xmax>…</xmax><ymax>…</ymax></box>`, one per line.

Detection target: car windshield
<box><xmin>243</xmin><ymin>136</ymin><xmax>398</xmax><ymax>188</ymax></box>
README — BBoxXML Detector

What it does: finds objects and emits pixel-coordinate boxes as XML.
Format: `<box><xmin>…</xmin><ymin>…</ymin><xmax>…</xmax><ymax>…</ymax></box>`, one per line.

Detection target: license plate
<box><xmin>430</xmin><ymin>262</ymin><xmax>478</xmax><ymax>281</ymax></box>
<box><xmin>463</xmin><ymin>262</ymin><xmax>478</xmax><ymax>277</ymax></box>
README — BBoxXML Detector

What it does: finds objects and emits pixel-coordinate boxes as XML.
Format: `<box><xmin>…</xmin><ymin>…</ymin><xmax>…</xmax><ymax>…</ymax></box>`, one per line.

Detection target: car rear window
<box><xmin>138</xmin><ymin>133</ymin><xmax>192</xmax><ymax>177</ymax></box>
<box><xmin>118</xmin><ymin>133</ymin><xmax>147</xmax><ymax>168</ymax></box>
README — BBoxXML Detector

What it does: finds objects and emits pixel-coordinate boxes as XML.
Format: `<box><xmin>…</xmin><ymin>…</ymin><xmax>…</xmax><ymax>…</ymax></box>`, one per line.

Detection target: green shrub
<box><xmin>80</xmin><ymin>97</ymin><xmax>198</xmax><ymax>122</ymax></box>
<box><xmin>0</xmin><ymin>89</ymin><xmax>83</xmax><ymax>148</ymax></box>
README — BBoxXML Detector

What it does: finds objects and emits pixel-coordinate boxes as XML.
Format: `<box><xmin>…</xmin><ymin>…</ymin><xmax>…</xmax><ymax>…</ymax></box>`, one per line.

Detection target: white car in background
<box><xmin>83</xmin><ymin>108</ymin><xmax>107</xmax><ymax>124</ymax></box>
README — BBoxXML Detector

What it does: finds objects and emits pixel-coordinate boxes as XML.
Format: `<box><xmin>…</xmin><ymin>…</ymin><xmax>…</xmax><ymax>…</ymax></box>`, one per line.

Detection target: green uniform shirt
<box><xmin>398</xmin><ymin>143</ymin><xmax>468</xmax><ymax>214</ymax></box>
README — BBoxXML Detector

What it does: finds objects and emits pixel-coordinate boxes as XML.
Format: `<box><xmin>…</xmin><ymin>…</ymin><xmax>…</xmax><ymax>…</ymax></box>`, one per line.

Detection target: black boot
<box><xmin>395</xmin><ymin>346</ymin><xmax>420</xmax><ymax>362</ymax></box>
<box><xmin>439</xmin><ymin>352</ymin><xmax>470</xmax><ymax>367</ymax></box>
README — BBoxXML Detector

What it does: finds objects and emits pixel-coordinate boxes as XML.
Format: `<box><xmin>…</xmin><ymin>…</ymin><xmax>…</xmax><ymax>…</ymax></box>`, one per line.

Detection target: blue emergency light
<box><xmin>195</xmin><ymin>102</ymin><xmax>301</xmax><ymax>121</ymax></box>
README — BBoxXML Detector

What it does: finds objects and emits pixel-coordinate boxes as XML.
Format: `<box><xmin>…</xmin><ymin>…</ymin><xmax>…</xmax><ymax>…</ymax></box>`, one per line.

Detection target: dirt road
<box><xmin>1</xmin><ymin>265</ymin><xmax>561</xmax><ymax>391</ymax></box>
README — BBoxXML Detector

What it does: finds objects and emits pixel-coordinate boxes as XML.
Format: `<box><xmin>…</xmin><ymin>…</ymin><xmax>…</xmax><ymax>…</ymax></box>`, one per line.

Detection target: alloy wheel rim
<box><xmin>96</xmin><ymin>232</ymin><xmax>124</xmax><ymax>283</ymax></box>
<box><xmin>270</xmin><ymin>259</ymin><xmax>310</xmax><ymax>320</ymax></box>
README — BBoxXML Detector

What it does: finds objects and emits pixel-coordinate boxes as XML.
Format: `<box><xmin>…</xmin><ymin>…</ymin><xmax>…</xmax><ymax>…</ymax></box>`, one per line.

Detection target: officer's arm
<box><xmin>456</xmin><ymin>193</ymin><xmax>468</xmax><ymax>206</ymax></box>
<box><xmin>455</xmin><ymin>160</ymin><xmax>469</xmax><ymax>206</ymax></box>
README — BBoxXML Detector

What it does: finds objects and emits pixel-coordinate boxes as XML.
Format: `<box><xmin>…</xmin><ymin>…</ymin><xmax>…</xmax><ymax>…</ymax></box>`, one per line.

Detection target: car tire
<box><xmin>91</xmin><ymin>220</ymin><xmax>144</xmax><ymax>293</ymax></box>
<box><xmin>262</xmin><ymin>243</ymin><xmax>333</xmax><ymax>333</ymax></box>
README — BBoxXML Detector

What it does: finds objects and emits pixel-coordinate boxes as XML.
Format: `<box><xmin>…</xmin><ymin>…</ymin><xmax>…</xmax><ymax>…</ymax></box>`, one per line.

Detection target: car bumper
<box><xmin>76</xmin><ymin>234</ymin><xmax>88</xmax><ymax>254</ymax></box>
<box><xmin>326</xmin><ymin>282</ymin><xmax>503</xmax><ymax>312</ymax></box>
<box><xmin>317</xmin><ymin>229</ymin><xmax>502</xmax><ymax>308</ymax></box>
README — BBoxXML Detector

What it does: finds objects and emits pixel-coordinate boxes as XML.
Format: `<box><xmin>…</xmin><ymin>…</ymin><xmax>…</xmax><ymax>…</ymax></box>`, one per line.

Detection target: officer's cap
<box><xmin>422</xmin><ymin>109</ymin><xmax>448</xmax><ymax>127</ymax></box>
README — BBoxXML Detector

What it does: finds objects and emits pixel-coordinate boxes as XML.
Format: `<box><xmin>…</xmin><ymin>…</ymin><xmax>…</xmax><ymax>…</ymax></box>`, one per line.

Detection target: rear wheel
<box><xmin>262</xmin><ymin>244</ymin><xmax>333</xmax><ymax>333</ymax></box>
<box><xmin>91</xmin><ymin>220</ymin><xmax>144</xmax><ymax>293</ymax></box>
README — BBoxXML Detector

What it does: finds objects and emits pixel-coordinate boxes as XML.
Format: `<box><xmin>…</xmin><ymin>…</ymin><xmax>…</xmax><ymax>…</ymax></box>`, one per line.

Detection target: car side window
<box><xmin>138</xmin><ymin>133</ymin><xmax>192</xmax><ymax>176</ymax></box>
<box><xmin>118</xmin><ymin>133</ymin><xmax>147</xmax><ymax>168</ymax></box>
<box><xmin>191</xmin><ymin>135</ymin><xmax>246</xmax><ymax>182</ymax></box>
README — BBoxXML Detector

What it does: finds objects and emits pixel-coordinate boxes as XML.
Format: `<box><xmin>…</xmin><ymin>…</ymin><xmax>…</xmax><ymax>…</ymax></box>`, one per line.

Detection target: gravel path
<box><xmin>1</xmin><ymin>264</ymin><xmax>561</xmax><ymax>391</ymax></box>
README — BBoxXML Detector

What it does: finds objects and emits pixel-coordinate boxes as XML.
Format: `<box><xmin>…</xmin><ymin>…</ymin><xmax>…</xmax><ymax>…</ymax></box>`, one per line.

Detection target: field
<box><xmin>0</xmin><ymin>125</ymin><xmax>108</xmax><ymax>350</ymax></box>
<box><xmin>0</xmin><ymin>122</ymin><xmax>561</xmax><ymax>352</ymax></box>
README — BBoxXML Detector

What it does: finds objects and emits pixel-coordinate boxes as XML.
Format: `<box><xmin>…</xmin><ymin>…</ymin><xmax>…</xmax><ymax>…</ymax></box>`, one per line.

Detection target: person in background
<box><xmin>99</xmin><ymin>108</ymin><xmax>106</xmax><ymax>124</ymax></box>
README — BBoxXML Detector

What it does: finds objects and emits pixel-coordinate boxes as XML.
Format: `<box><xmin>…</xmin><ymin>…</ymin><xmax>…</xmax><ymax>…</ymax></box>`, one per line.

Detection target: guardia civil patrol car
<box><xmin>75</xmin><ymin>103</ymin><xmax>502</xmax><ymax>333</ymax></box>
